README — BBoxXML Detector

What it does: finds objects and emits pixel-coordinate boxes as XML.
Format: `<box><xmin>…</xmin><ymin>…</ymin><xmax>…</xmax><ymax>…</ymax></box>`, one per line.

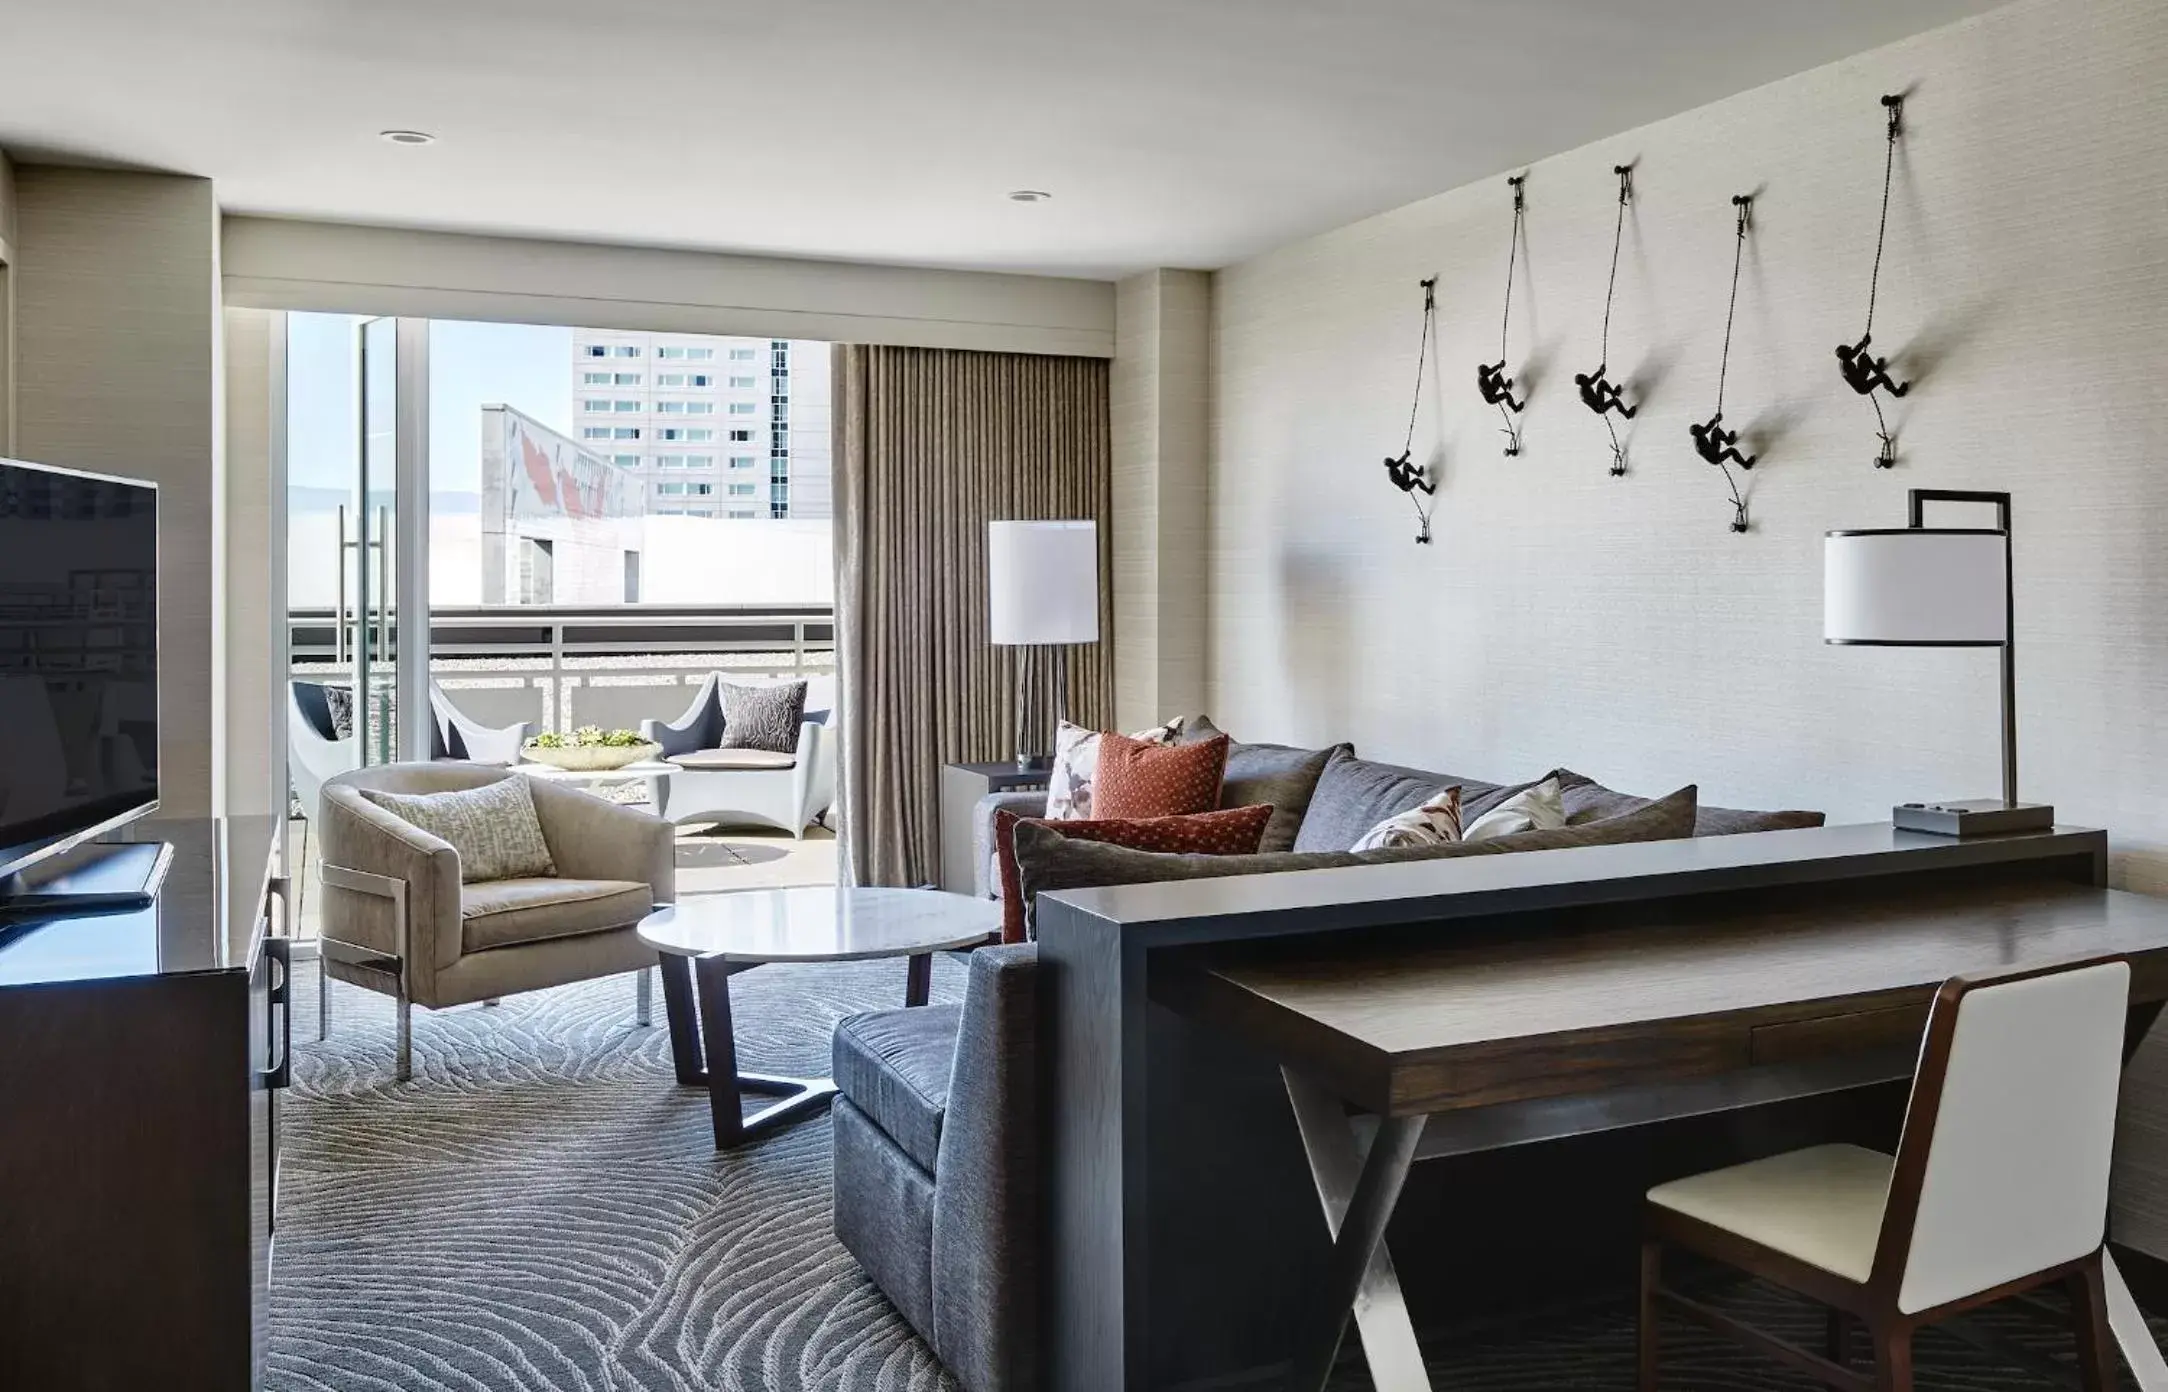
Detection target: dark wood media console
<box><xmin>0</xmin><ymin>818</ymin><xmax>284</xmax><ymax>1391</ymax></box>
<box><xmin>1034</xmin><ymin>823</ymin><xmax>2132</xmax><ymax>1390</ymax></box>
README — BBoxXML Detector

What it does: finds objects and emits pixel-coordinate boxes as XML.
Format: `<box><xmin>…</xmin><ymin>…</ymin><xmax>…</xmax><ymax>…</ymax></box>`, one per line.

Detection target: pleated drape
<box><xmin>833</xmin><ymin>345</ymin><xmax>1114</xmax><ymax>887</ymax></box>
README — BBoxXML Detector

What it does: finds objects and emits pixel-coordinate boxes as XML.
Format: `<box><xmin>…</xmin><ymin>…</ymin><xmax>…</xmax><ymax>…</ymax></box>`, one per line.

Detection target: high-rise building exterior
<box><xmin>569</xmin><ymin>331</ymin><xmax>831</xmax><ymax>521</ymax></box>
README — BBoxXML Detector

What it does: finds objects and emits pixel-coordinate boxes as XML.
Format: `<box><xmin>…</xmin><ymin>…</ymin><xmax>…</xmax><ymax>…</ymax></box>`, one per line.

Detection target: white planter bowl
<box><xmin>520</xmin><ymin>741</ymin><xmax>662</xmax><ymax>772</ymax></box>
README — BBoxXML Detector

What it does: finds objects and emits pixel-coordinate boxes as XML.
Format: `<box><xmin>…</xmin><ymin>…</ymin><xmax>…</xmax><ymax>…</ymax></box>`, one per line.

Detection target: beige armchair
<box><xmin>316</xmin><ymin>762</ymin><xmax>675</xmax><ymax>1081</ymax></box>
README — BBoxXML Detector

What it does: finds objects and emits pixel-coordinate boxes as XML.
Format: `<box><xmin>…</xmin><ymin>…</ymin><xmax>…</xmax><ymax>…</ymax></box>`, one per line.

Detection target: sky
<box><xmin>286</xmin><ymin>312</ymin><xmax>572</xmax><ymax>496</ymax></box>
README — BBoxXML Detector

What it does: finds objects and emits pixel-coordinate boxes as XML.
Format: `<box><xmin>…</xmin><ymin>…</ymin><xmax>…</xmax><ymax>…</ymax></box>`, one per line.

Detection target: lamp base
<box><xmin>1892</xmin><ymin>799</ymin><xmax>2056</xmax><ymax>837</ymax></box>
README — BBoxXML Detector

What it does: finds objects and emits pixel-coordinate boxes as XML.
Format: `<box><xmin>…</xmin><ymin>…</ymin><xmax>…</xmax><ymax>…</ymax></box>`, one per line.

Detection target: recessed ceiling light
<box><xmin>380</xmin><ymin>130</ymin><xmax>437</xmax><ymax>147</ymax></box>
<box><xmin>1007</xmin><ymin>189</ymin><xmax>1052</xmax><ymax>204</ymax></box>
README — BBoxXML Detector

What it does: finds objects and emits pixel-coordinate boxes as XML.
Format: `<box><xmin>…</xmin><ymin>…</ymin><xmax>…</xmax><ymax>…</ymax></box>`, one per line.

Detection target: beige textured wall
<box><xmin>13</xmin><ymin>167</ymin><xmax>222</xmax><ymax>817</ymax></box>
<box><xmin>1111</xmin><ymin>269</ymin><xmax>1211</xmax><ymax>730</ymax></box>
<box><xmin>0</xmin><ymin>150</ymin><xmax>15</xmax><ymax>456</ymax></box>
<box><xmin>1206</xmin><ymin>0</ymin><xmax>2168</xmax><ymax>1250</ymax></box>
<box><xmin>222</xmin><ymin>307</ymin><xmax>280</xmax><ymax>819</ymax></box>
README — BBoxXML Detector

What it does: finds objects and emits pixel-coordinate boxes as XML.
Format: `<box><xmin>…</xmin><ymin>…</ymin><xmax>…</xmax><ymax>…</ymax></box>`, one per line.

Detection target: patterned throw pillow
<box><xmin>1093</xmin><ymin>732</ymin><xmax>1230</xmax><ymax>821</ymax></box>
<box><xmin>360</xmin><ymin>776</ymin><xmax>558</xmax><ymax>884</ymax></box>
<box><xmin>993</xmin><ymin>803</ymin><xmax>1275</xmax><ymax>942</ymax></box>
<box><xmin>1463</xmin><ymin>776</ymin><xmax>1568</xmax><ymax>841</ymax></box>
<box><xmin>717</xmin><ymin>680</ymin><xmax>807</xmax><ymax>754</ymax></box>
<box><xmin>1043</xmin><ymin>718</ymin><xmax>1180</xmax><ymax>820</ymax></box>
<box><xmin>1350</xmin><ymin>785</ymin><xmax>1463</xmax><ymax>852</ymax></box>
<box><xmin>322</xmin><ymin>684</ymin><xmax>356</xmax><ymax>741</ymax></box>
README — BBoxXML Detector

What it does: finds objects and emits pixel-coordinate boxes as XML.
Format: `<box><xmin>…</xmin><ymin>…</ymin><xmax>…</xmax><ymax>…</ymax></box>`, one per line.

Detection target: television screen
<box><xmin>0</xmin><ymin>459</ymin><xmax>159</xmax><ymax>871</ymax></box>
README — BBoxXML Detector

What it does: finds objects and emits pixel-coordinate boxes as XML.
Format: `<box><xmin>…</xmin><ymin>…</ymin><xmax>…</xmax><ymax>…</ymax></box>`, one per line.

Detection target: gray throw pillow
<box><xmin>1176</xmin><ymin>714</ymin><xmax>1345</xmax><ymax>853</ymax></box>
<box><xmin>1015</xmin><ymin>785</ymin><xmax>1697</xmax><ymax>937</ymax></box>
<box><xmin>1548</xmin><ymin>767</ymin><xmax>1824</xmax><ymax>837</ymax></box>
<box><xmin>1292</xmin><ymin>748</ymin><xmax>1510</xmax><ymax>853</ymax></box>
<box><xmin>360</xmin><ymin>776</ymin><xmax>558</xmax><ymax>884</ymax></box>
<box><xmin>322</xmin><ymin>684</ymin><xmax>356</xmax><ymax>741</ymax></box>
<box><xmin>718</xmin><ymin>680</ymin><xmax>807</xmax><ymax>754</ymax></box>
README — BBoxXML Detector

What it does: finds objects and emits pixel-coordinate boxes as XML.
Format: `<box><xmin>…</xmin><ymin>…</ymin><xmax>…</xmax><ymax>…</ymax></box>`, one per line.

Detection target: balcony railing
<box><xmin>288</xmin><ymin>603</ymin><xmax>835</xmax><ymax>738</ymax></box>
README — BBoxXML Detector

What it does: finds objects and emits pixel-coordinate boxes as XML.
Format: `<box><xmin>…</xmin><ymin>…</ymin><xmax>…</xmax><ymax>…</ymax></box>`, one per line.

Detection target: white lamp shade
<box><xmin>988</xmin><ymin>520</ymin><xmax>1099</xmax><ymax>645</ymax></box>
<box><xmin>1824</xmin><ymin>530</ymin><xmax>2007</xmax><ymax>644</ymax></box>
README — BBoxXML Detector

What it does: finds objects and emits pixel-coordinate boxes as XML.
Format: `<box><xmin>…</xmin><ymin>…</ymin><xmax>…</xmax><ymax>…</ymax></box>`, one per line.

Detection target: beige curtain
<box><xmin>833</xmin><ymin>345</ymin><xmax>1113</xmax><ymax>887</ymax></box>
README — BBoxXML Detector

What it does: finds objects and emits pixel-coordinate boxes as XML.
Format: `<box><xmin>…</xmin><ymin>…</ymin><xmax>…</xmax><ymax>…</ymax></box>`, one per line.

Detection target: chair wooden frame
<box><xmin>1640</xmin><ymin>956</ymin><xmax>2127</xmax><ymax>1392</ymax></box>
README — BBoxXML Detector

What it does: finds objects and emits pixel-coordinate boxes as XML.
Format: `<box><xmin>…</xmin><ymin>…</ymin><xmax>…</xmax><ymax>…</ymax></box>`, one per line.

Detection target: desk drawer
<box><xmin>1751</xmin><ymin>1005</ymin><xmax>1926</xmax><ymax>1066</ymax></box>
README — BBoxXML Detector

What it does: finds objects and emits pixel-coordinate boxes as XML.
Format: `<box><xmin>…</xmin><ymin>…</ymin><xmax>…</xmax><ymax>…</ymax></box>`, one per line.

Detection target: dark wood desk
<box><xmin>1036</xmin><ymin>823</ymin><xmax>2131</xmax><ymax>1390</ymax></box>
<box><xmin>0</xmin><ymin>818</ymin><xmax>286</xmax><ymax>1391</ymax></box>
<box><xmin>1161</xmin><ymin>879</ymin><xmax>2168</xmax><ymax>1389</ymax></box>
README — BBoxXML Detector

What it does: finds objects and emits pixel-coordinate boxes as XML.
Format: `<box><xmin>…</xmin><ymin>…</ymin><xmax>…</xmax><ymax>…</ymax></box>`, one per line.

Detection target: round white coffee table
<box><xmin>639</xmin><ymin>886</ymin><xmax>1000</xmax><ymax>1147</ymax></box>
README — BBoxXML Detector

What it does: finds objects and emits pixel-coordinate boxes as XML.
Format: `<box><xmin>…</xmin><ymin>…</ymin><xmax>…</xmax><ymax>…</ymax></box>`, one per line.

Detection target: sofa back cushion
<box><xmin>1549</xmin><ymin>766</ymin><xmax>1826</xmax><ymax>837</ymax></box>
<box><xmin>1293</xmin><ymin>748</ymin><xmax>1510</xmax><ymax>853</ymax></box>
<box><xmin>994</xmin><ymin>804</ymin><xmax>1273</xmax><ymax>943</ymax></box>
<box><xmin>1016</xmin><ymin>785</ymin><xmax>1697</xmax><ymax>937</ymax></box>
<box><xmin>1176</xmin><ymin>715</ymin><xmax>1346</xmax><ymax>854</ymax></box>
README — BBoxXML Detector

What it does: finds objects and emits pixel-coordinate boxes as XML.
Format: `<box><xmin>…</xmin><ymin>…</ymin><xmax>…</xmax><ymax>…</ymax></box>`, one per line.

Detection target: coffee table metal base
<box><xmin>656</xmin><ymin>949</ymin><xmax>930</xmax><ymax>1148</ymax></box>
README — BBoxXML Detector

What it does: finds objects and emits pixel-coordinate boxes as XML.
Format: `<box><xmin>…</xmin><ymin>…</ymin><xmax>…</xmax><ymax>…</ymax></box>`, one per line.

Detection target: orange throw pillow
<box><xmin>1092</xmin><ymin>731</ymin><xmax>1230</xmax><ymax>821</ymax></box>
<box><xmin>993</xmin><ymin>803</ymin><xmax>1273</xmax><ymax>943</ymax></box>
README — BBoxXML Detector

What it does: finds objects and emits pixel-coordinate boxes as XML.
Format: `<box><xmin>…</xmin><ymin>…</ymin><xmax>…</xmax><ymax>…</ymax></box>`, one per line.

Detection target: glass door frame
<box><xmin>346</xmin><ymin>317</ymin><xmax>432</xmax><ymax>768</ymax></box>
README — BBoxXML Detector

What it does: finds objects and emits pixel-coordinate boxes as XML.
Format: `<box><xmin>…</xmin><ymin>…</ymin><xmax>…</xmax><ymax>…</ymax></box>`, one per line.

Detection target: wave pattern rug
<box><xmin>273</xmin><ymin>957</ymin><xmax>2144</xmax><ymax>1391</ymax></box>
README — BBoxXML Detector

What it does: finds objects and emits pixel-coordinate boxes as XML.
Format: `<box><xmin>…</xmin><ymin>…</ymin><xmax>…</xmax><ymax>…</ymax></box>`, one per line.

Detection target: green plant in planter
<box><xmin>524</xmin><ymin>726</ymin><xmax>646</xmax><ymax>750</ymax></box>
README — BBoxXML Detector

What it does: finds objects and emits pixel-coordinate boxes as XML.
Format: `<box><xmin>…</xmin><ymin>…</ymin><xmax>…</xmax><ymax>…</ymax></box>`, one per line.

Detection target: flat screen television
<box><xmin>0</xmin><ymin>457</ymin><xmax>159</xmax><ymax>888</ymax></box>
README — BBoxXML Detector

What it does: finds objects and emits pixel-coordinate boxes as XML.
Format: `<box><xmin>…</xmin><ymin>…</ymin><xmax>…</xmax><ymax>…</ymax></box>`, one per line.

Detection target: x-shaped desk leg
<box><xmin>1284</xmin><ymin>1068</ymin><xmax>1432</xmax><ymax>1392</ymax></box>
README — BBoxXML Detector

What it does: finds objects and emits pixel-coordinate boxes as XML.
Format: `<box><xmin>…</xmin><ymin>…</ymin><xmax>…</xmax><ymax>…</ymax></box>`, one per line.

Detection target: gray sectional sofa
<box><xmin>833</xmin><ymin>727</ymin><xmax>1821</xmax><ymax>1392</ymax></box>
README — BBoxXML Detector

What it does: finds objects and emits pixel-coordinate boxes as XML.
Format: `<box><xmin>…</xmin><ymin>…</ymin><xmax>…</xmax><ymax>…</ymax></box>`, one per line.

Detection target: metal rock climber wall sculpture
<box><xmin>1838</xmin><ymin>94</ymin><xmax>1913</xmax><ymax>468</ymax></box>
<box><xmin>1576</xmin><ymin>163</ymin><xmax>1640</xmax><ymax>476</ymax></box>
<box><xmin>1691</xmin><ymin>194</ymin><xmax>1759</xmax><ymax>534</ymax></box>
<box><xmin>1381</xmin><ymin>276</ymin><xmax>1441</xmax><ymax>544</ymax></box>
<box><xmin>1475</xmin><ymin>175</ymin><xmax>1530</xmax><ymax>457</ymax></box>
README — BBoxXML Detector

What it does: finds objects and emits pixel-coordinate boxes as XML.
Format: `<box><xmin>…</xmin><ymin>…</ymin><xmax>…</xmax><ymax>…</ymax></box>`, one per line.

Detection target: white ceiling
<box><xmin>0</xmin><ymin>0</ymin><xmax>2002</xmax><ymax>281</ymax></box>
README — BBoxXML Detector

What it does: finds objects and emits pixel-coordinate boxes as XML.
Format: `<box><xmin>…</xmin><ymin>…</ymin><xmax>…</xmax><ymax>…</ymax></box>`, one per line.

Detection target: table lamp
<box><xmin>988</xmin><ymin>520</ymin><xmax>1099</xmax><ymax>770</ymax></box>
<box><xmin>1824</xmin><ymin>488</ymin><xmax>2053</xmax><ymax>836</ymax></box>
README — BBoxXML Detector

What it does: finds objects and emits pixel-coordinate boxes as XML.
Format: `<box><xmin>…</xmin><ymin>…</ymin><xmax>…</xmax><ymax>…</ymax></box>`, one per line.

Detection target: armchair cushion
<box><xmin>668</xmin><ymin>747</ymin><xmax>797</xmax><ymax>772</ymax></box>
<box><xmin>834</xmin><ymin>1003</ymin><xmax>961</xmax><ymax>1174</ymax></box>
<box><xmin>459</xmin><ymin>876</ymin><xmax>653</xmax><ymax>954</ymax></box>
<box><xmin>360</xmin><ymin>775</ymin><xmax>558</xmax><ymax>883</ymax></box>
<box><xmin>718</xmin><ymin>679</ymin><xmax>807</xmax><ymax>753</ymax></box>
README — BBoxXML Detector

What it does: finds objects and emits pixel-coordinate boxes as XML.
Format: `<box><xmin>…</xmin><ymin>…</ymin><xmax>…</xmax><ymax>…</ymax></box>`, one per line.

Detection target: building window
<box><xmin>728</xmin><ymin>375</ymin><xmax>757</xmax><ymax>389</ymax></box>
<box><xmin>519</xmin><ymin>537</ymin><xmax>555</xmax><ymax>604</ymax></box>
<box><xmin>614</xmin><ymin>400</ymin><xmax>641</xmax><ymax>412</ymax></box>
<box><xmin>728</xmin><ymin>402</ymin><xmax>756</xmax><ymax>416</ymax></box>
<box><xmin>586</xmin><ymin>345</ymin><xmax>608</xmax><ymax>358</ymax></box>
<box><xmin>686</xmin><ymin>455</ymin><xmax>714</xmax><ymax>467</ymax></box>
<box><xmin>613</xmin><ymin>427</ymin><xmax>640</xmax><ymax>440</ymax></box>
<box><xmin>727</xmin><ymin>483</ymin><xmax>757</xmax><ymax>497</ymax></box>
<box><xmin>728</xmin><ymin>429</ymin><xmax>753</xmax><ymax>442</ymax></box>
<box><xmin>656</xmin><ymin>482</ymin><xmax>686</xmax><ymax>496</ymax></box>
<box><xmin>583</xmin><ymin>372</ymin><xmax>612</xmax><ymax>385</ymax></box>
<box><xmin>614</xmin><ymin>345</ymin><xmax>641</xmax><ymax>358</ymax></box>
<box><xmin>614</xmin><ymin>373</ymin><xmax>641</xmax><ymax>386</ymax></box>
<box><xmin>727</xmin><ymin>508</ymin><xmax>757</xmax><ymax>519</ymax></box>
<box><xmin>581</xmin><ymin>427</ymin><xmax>612</xmax><ymax>440</ymax></box>
<box><xmin>582</xmin><ymin>398</ymin><xmax>612</xmax><ymax>412</ymax></box>
<box><xmin>656</xmin><ymin>373</ymin><xmax>685</xmax><ymax>387</ymax></box>
<box><xmin>656</xmin><ymin>401</ymin><xmax>685</xmax><ymax>415</ymax></box>
<box><xmin>685</xmin><ymin>402</ymin><xmax>715</xmax><ymax>415</ymax></box>
<box><xmin>729</xmin><ymin>347</ymin><xmax>757</xmax><ymax>361</ymax></box>
<box><xmin>657</xmin><ymin>346</ymin><xmax>716</xmax><ymax>361</ymax></box>
<box><xmin>690</xmin><ymin>373</ymin><xmax>714</xmax><ymax>387</ymax></box>
<box><xmin>614</xmin><ymin>454</ymin><xmax>641</xmax><ymax>468</ymax></box>
<box><xmin>728</xmin><ymin>455</ymin><xmax>756</xmax><ymax>470</ymax></box>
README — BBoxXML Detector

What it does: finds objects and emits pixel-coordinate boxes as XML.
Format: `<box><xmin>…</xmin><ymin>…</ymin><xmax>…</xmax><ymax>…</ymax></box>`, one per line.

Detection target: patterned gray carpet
<box><xmin>272</xmin><ymin>957</ymin><xmax>2136</xmax><ymax>1391</ymax></box>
